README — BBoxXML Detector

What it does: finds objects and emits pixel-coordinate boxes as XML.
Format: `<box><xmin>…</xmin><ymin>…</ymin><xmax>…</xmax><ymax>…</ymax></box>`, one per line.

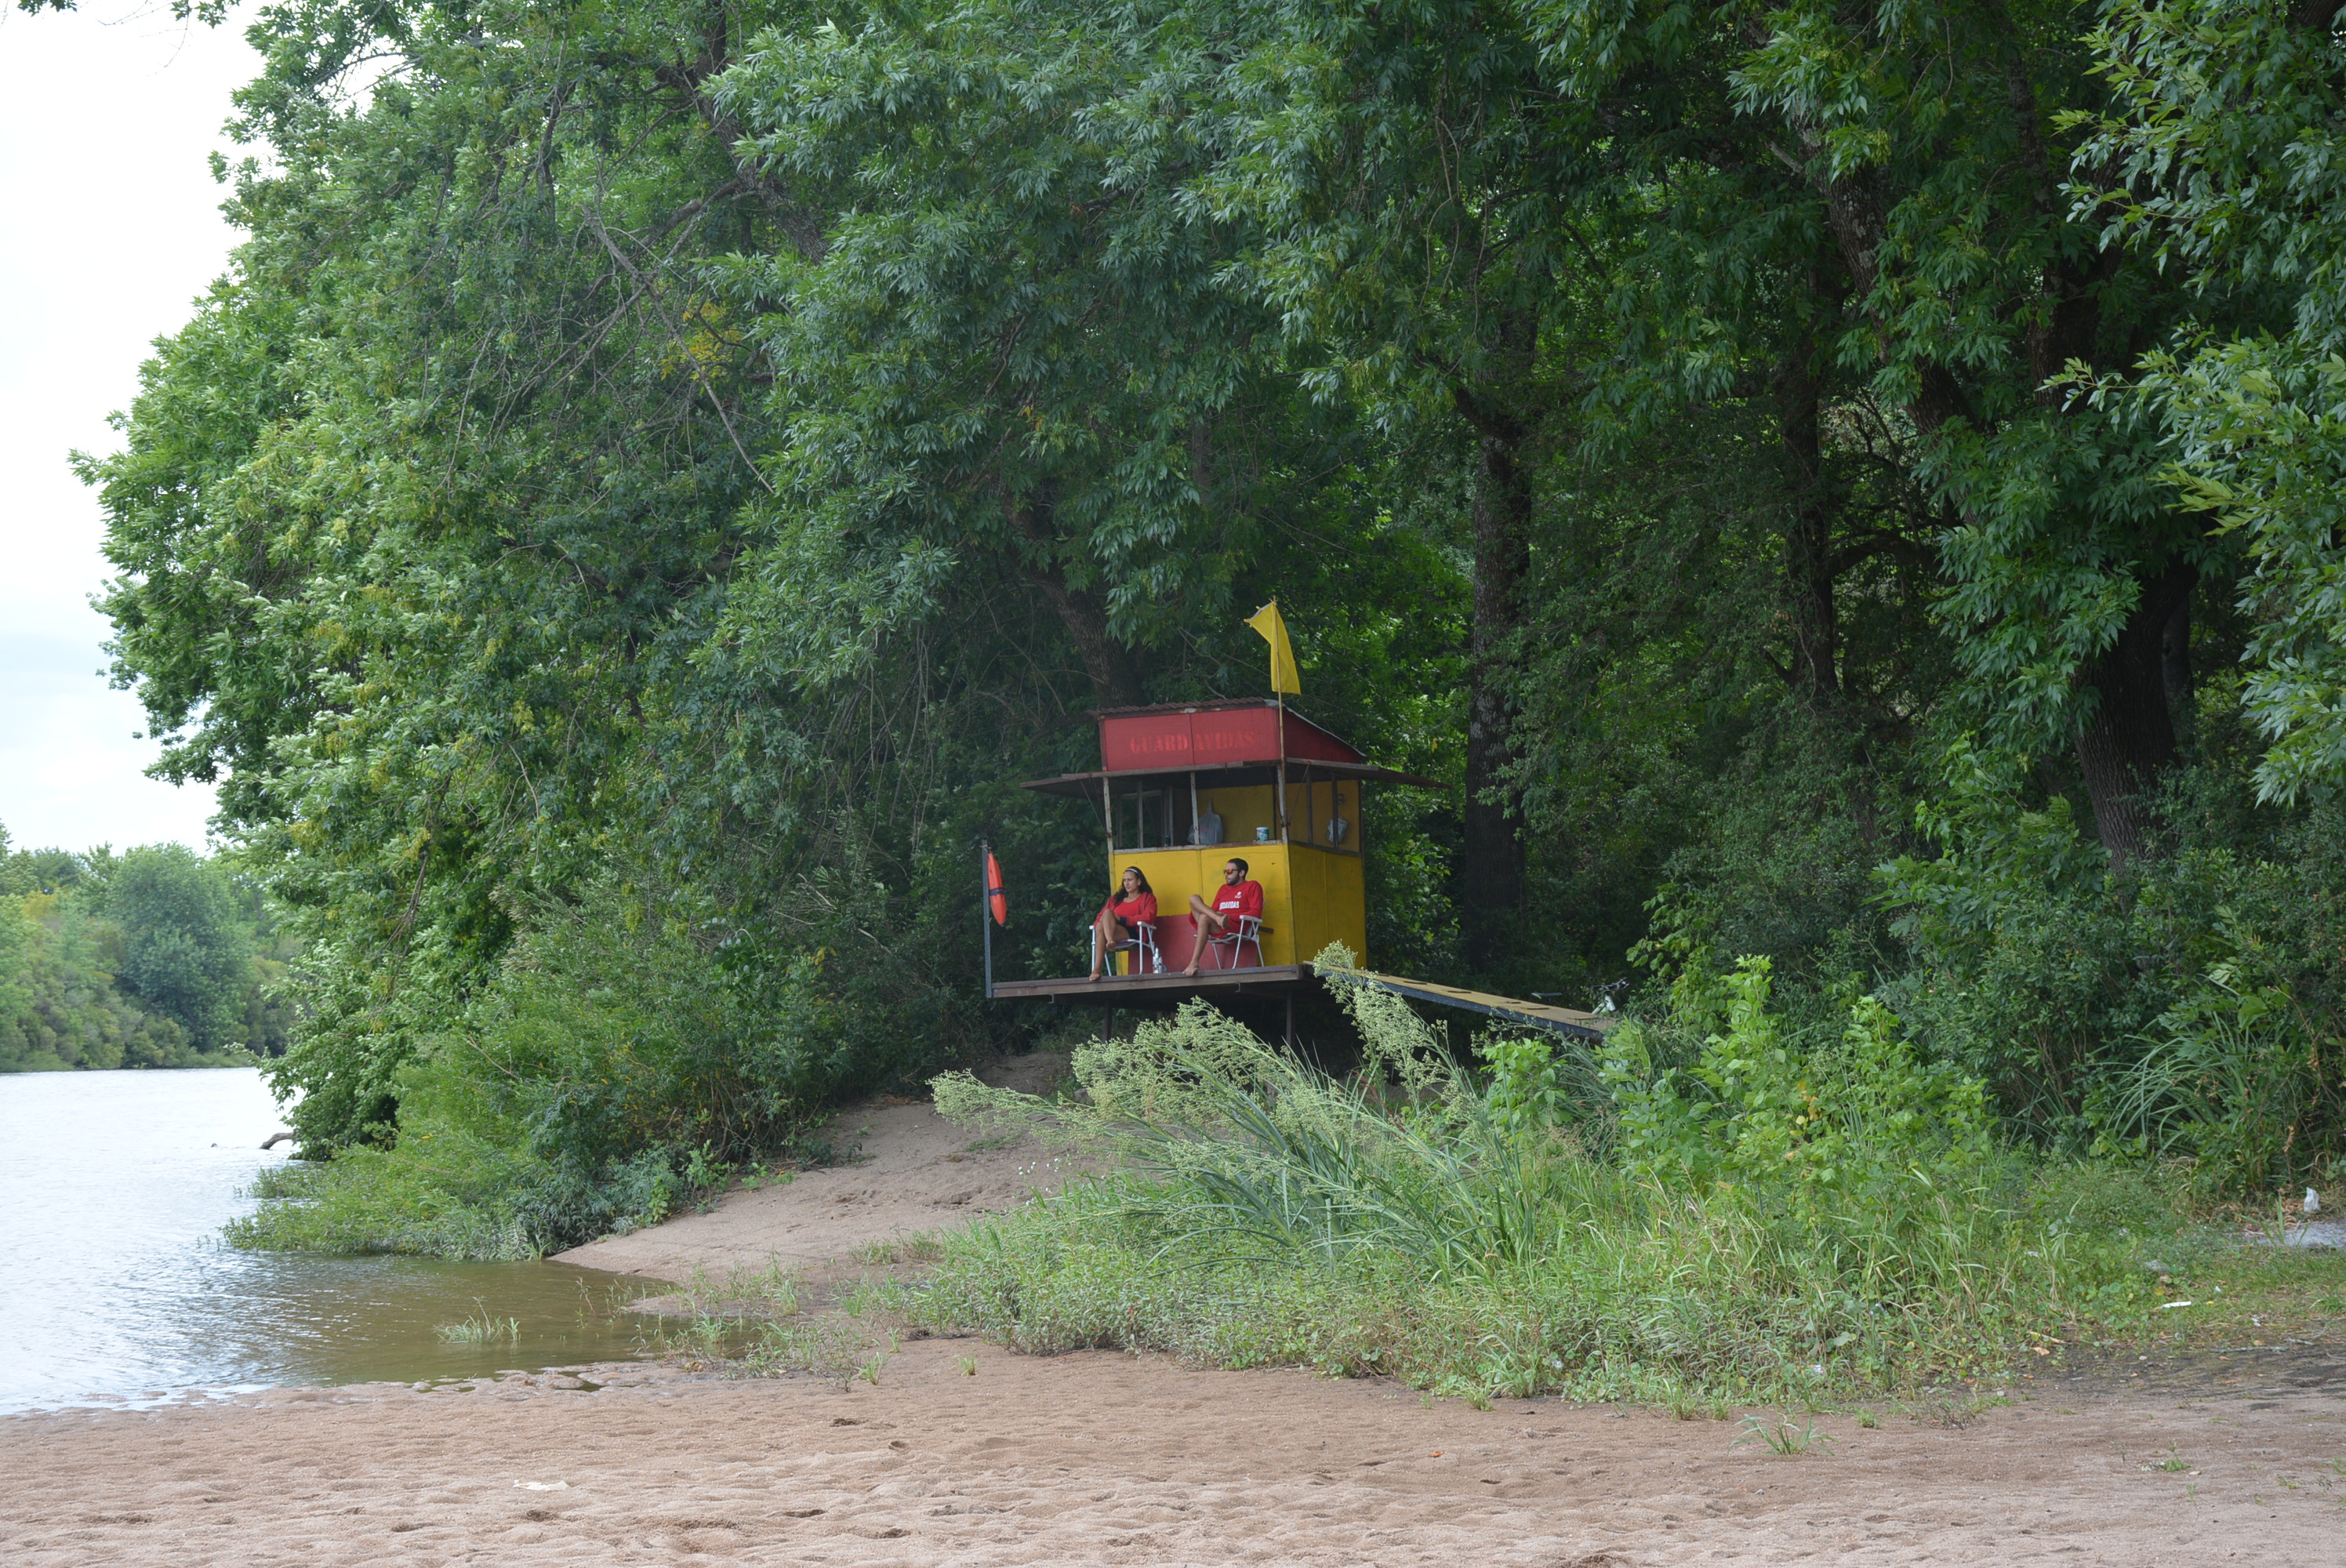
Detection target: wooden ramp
<box><xmin>1324</xmin><ymin>968</ymin><xmax>1616</xmax><ymax>1044</ymax></box>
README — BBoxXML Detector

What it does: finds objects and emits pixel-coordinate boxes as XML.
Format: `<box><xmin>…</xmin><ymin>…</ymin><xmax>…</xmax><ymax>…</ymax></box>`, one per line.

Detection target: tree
<box><xmin>2079</xmin><ymin>0</ymin><xmax>2346</xmax><ymax>804</ymax></box>
<box><xmin>88</xmin><ymin>0</ymin><xmax>830</xmax><ymax>1142</ymax></box>
<box><xmin>1202</xmin><ymin>0</ymin><xmax>1588</xmax><ymax>967</ymax></box>
<box><xmin>70</xmin><ymin>0</ymin><xmax>2346</xmax><ymax>1208</ymax></box>
<box><xmin>107</xmin><ymin>846</ymin><xmax>252</xmax><ymax>1051</ymax></box>
<box><xmin>1533</xmin><ymin>0</ymin><xmax>2226</xmax><ymax>869</ymax></box>
<box><xmin>716</xmin><ymin>0</ymin><xmax>1302</xmax><ymax>710</ymax></box>
<box><xmin>2</xmin><ymin>825</ymin><xmax>244</xmax><ymax>1072</ymax></box>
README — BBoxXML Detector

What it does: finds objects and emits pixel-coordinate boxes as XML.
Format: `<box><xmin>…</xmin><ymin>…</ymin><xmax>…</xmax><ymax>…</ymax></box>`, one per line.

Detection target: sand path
<box><xmin>554</xmin><ymin>1054</ymin><xmax>1078</xmax><ymax>1292</ymax></box>
<box><xmin>5</xmin><ymin>1338</ymin><xmax>2342</xmax><ymax>1566</ymax></box>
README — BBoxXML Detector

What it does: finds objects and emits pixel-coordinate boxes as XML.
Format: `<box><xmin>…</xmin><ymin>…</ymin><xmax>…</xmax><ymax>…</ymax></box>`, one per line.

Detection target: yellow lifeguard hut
<box><xmin>1008</xmin><ymin>697</ymin><xmax>1442</xmax><ymax>980</ymax></box>
<box><xmin>985</xmin><ymin>606</ymin><xmax>1616</xmax><ymax>1047</ymax></box>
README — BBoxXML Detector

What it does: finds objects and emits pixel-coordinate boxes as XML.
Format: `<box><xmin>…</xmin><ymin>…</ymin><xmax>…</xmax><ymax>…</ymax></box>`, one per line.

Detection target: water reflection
<box><xmin>2</xmin><ymin>1068</ymin><xmax>659</xmax><ymax>1412</ymax></box>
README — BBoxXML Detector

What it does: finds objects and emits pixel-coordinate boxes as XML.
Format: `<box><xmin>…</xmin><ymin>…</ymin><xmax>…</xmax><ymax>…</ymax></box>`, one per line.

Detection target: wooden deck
<box><xmin>990</xmin><ymin>964</ymin><xmax>1311</xmax><ymax>1004</ymax></box>
<box><xmin>988</xmin><ymin>964</ymin><xmax>1614</xmax><ymax>1044</ymax></box>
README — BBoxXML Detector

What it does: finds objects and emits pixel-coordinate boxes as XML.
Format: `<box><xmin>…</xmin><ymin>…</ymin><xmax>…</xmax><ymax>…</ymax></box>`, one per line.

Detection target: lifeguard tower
<box><xmin>985</xmin><ymin>608</ymin><xmax>1616</xmax><ymax>1047</ymax></box>
<box><xmin>996</xmin><ymin>698</ymin><xmax>1442</xmax><ymax>1002</ymax></box>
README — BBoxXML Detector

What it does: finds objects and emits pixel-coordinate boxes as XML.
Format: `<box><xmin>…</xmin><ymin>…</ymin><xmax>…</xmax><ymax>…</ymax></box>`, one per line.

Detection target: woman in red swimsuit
<box><xmin>1088</xmin><ymin>866</ymin><xmax>1157</xmax><ymax>981</ymax></box>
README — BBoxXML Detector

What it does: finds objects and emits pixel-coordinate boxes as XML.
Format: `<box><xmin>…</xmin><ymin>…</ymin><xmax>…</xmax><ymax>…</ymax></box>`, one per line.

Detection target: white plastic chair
<box><xmin>1093</xmin><ymin>919</ymin><xmax>1163</xmax><ymax>977</ymax></box>
<box><xmin>1202</xmin><ymin>913</ymin><xmax>1265</xmax><ymax>970</ymax></box>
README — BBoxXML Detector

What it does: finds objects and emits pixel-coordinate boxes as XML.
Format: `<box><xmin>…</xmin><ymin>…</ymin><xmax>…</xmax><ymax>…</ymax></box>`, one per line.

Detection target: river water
<box><xmin>2</xmin><ymin>1068</ymin><xmax>659</xmax><ymax>1414</ymax></box>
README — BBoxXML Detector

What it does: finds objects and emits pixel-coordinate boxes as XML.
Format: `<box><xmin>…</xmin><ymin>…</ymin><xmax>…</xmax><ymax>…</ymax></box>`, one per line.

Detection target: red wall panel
<box><xmin>1098</xmin><ymin>704</ymin><xmax>1363</xmax><ymax>772</ymax></box>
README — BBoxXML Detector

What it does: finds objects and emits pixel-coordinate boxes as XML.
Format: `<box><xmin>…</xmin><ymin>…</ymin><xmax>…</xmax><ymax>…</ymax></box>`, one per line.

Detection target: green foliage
<box><xmin>2137</xmin><ymin>337</ymin><xmax>2346</xmax><ymax>803</ymax></box>
<box><xmin>2096</xmin><ymin>980</ymin><xmax>2341</xmax><ymax>1199</ymax></box>
<box><xmin>106</xmin><ymin>845</ymin><xmax>252</xmax><ymax>1051</ymax></box>
<box><xmin>716</xmin><ymin>0</ymin><xmax>1286</xmax><ymax>655</ymax></box>
<box><xmin>917</xmin><ymin>975</ymin><xmax>2143</xmax><ymax>1399</ymax></box>
<box><xmin>0</xmin><ymin>893</ymin><xmax>193</xmax><ymax>1072</ymax></box>
<box><xmin>1877</xmin><ymin>739</ymin><xmax>2346</xmax><ymax>1184</ymax></box>
<box><xmin>1875</xmin><ymin>741</ymin><xmax>2139</xmax><ymax>1124</ymax></box>
<box><xmin>1603</xmin><ymin>959</ymin><xmax>1995</xmax><ymax>1206</ymax></box>
<box><xmin>1477</xmin><ymin>1032</ymin><xmax>1579</xmax><ymax>1145</ymax></box>
<box><xmin>943</xmin><ymin>968</ymin><xmax>1552</xmax><ymax>1278</ymax></box>
<box><xmin>419</xmin><ymin>880</ymin><xmax>858</xmax><ymax>1171</ymax></box>
<box><xmin>74</xmin><ymin>0</ymin><xmax>2346</xmax><ymax>1220</ymax></box>
<box><xmin>2074</xmin><ymin>0</ymin><xmax>2346</xmax><ymax>802</ymax></box>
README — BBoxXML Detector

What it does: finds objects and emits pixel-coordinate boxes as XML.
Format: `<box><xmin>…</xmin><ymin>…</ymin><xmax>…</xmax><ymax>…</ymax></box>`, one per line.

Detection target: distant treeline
<box><xmin>0</xmin><ymin>825</ymin><xmax>292</xmax><ymax>1072</ymax></box>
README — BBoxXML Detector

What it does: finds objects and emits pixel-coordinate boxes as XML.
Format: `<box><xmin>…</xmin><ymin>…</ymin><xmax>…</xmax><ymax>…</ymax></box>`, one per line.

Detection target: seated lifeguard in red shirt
<box><xmin>1088</xmin><ymin>866</ymin><xmax>1158</xmax><ymax>982</ymax></box>
<box><xmin>1182</xmin><ymin>857</ymin><xmax>1263</xmax><ymax>975</ymax></box>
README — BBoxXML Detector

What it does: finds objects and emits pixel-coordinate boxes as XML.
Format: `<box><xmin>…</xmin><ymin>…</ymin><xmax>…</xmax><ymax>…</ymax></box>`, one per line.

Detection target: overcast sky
<box><xmin>0</xmin><ymin>3</ymin><xmax>260</xmax><ymax>855</ymax></box>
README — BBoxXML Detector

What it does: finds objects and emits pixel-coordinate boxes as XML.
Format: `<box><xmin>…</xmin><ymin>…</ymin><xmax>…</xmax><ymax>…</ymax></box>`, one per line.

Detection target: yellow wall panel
<box><xmin>1113</xmin><ymin>838</ymin><xmax>1364</xmax><ymax>971</ymax></box>
<box><xmin>1191</xmin><ymin>782</ymin><xmax>1277</xmax><ymax>850</ymax></box>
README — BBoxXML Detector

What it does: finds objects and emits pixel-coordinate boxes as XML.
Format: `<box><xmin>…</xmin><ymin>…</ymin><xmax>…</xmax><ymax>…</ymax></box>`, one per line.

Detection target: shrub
<box><xmin>1603</xmin><ymin>958</ymin><xmax>1994</xmax><ymax>1197</ymax></box>
<box><xmin>2092</xmin><ymin>978</ymin><xmax>2342</xmax><ymax>1198</ymax></box>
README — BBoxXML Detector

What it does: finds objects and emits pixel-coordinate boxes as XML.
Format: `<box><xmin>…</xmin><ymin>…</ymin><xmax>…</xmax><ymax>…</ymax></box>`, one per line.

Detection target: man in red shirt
<box><xmin>1182</xmin><ymin>858</ymin><xmax>1263</xmax><ymax>974</ymax></box>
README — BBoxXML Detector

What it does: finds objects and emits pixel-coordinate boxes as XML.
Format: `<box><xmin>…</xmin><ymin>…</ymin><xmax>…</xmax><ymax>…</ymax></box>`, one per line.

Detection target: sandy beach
<box><xmin>8</xmin><ymin>1062</ymin><xmax>2344</xmax><ymax>1564</ymax></box>
<box><xmin>5</xmin><ymin>1337</ymin><xmax>2343</xmax><ymax>1566</ymax></box>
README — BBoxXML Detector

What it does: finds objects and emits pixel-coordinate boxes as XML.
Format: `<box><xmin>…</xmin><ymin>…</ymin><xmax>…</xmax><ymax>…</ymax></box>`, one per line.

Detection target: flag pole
<box><xmin>980</xmin><ymin>839</ymin><xmax>995</xmax><ymax>1000</ymax></box>
<box><xmin>1276</xmin><ymin>690</ymin><xmax>1288</xmax><ymax>844</ymax></box>
<box><xmin>1275</xmin><ymin>602</ymin><xmax>1288</xmax><ymax>842</ymax></box>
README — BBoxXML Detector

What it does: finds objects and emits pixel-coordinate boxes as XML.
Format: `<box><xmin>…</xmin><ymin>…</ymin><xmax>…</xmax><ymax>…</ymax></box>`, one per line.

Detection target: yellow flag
<box><xmin>1245</xmin><ymin>600</ymin><xmax>1301</xmax><ymax>695</ymax></box>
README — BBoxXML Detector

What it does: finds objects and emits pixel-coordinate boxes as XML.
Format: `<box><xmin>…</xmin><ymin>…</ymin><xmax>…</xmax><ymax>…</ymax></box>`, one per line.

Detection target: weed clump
<box><xmin>434</xmin><ymin>1307</ymin><xmax>521</xmax><ymax>1345</ymax></box>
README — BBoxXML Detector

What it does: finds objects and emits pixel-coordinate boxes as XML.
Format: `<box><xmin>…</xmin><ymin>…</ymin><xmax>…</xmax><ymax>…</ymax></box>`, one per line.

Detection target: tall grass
<box><xmin>913</xmin><ymin>953</ymin><xmax>2156</xmax><ymax>1402</ymax></box>
<box><xmin>2097</xmin><ymin>978</ymin><xmax>2341</xmax><ymax>1196</ymax></box>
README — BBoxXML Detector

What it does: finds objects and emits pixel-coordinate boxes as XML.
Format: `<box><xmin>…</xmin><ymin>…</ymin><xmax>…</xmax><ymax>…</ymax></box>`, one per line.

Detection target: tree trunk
<box><xmin>1008</xmin><ymin>489</ymin><xmax>1146</xmax><ymax>709</ymax></box>
<box><xmin>2291</xmin><ymin>0</ymin><xmax>2344</xmax><ymax>34</ymax></box>
<box><xmin>2161</xmin><ymin>586</ymin><xmax>2193</xmax><ymax>713</ymax></box>
<box><xmin>1450</xmin><ymin>303</ymin><xmax>1542</xmax><ymax>972</ymax></box>
<box><xmin>1456</xmin><ymin>405</ymin><xmax>1532</xmax><ymax>972</ymax></box>
<box><xmin>1778</xmin><ymin>349</ymin><xmax>1841</xmax><ymax>702</ymax></box>
<box><xmin>1028</xmin><ymin>568</ymin><xmax>1146</xmax><ymax>709</ymax></box>
<box><xmin>2074</xmin><ymin>561</ymin><xmax>2196</xmax><ymax>872</ymax></box>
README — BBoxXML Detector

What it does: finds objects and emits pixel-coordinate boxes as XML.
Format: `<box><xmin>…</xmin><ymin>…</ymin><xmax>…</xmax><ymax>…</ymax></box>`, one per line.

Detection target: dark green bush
<box><xmin>1876</xmin><ymin>742</ymin><xmax>2345</xmax><ymax>1192</ymax></box>
<box><xmin>234</xmin><ymin>879</ymin><xmax>882</xmax><ymax>1256</ymax></box>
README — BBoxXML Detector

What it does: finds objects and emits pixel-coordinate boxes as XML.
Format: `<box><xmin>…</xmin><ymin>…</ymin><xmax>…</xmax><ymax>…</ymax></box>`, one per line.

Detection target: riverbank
<box><xmin>9</xmin><ymin>1056</ymin><xmax>2345</xmax><ymax>1563</ymax></box>
<box><xmin>7</xmin><ymin>1335</ymin><xmax>2344</xmax><ymax>1566</ymax></box>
